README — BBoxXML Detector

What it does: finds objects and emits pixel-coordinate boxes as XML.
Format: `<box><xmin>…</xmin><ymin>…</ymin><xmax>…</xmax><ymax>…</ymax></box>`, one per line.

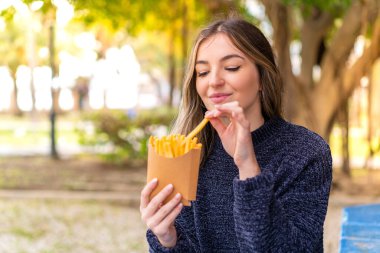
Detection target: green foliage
<box><xmin>0</xmin><ymin>7</ymin><xmax>16</xmax><ymax>22</ymax></box>
<box><xmin>0</xmin><ymin>1</ymin><xmax>52</xmax><ymax>72</ymax></box>
<box><xmin>1</xmin><ymin>1</ymin><xmax>55</xmax><ymax>20</ymax></box>
<box><xmin>0</xmin><ymin>20</ymin><xmax>25</xmax><ymax>72</ymax></box>
<box><xmin>77</xmin><ymin>107</ymin><xmax>178</xmax><ymax>164</ymax></box>
<box><xmin>282</xmin><ymin>0</ymin><xmax>352</xmax><ymax>16</ymax></box>
<box><xmin>70</xmin><ymin>0</ymin><xmax>210</xmax><ymax>77</ymax></box>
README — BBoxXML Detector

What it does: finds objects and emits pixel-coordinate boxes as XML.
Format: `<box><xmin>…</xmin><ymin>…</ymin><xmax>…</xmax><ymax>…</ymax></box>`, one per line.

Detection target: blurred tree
<box><xmin>1</xmin><ymin>0</ymin><xmax>59</xmax><ymax>158</ymax></box>
<box><xmin>71</xmin><ymin>0</ymin><xmax>211</xmax><ymax>106</ymax></box>
<box><xmin>261</xmin><ymin>0</ymin><xmax>380</xmax><ymax>141</ymax></box>
<box><xmin>0</xmin><ymin>19</ymin><xmax>24</xmax><ymax>115</ymax></box>
<box><xmin>1</xmin><ymin>1</ymin><xmax>58</xmax><ymax>113</ymax></box>
<box><xmin>70</xmin><ymin>0</ymin><xmax>254</xmax><ymax>106</ymax></box>
<box><xmin>365</xmin><ymin>59</ymin><xmax>380</xmax><ymax>170</ymax></box>
<box><xmin>4</xmin><ymin>0</ymin><xmax>378</xmax><ymax>169</ymax></box>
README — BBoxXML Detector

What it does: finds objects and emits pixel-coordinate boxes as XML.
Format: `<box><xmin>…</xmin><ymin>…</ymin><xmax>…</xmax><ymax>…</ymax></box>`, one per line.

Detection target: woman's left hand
<box><xmin>205</xmin><ymin>101</ymin><xmax>261</xmax><ymax>179</ymax></box>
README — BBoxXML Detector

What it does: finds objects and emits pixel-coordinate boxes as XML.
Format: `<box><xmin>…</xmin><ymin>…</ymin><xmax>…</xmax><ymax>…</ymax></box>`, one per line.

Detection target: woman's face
<box><xmin>195</xmin><ymin>33</ymin><xmax>262</xmax><ymax>121</ymax></box>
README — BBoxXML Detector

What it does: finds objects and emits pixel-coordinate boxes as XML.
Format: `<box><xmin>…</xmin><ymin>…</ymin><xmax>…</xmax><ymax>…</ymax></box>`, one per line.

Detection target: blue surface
<box><xmin>340</xmin><ymin>238</ymin><xmax>380</xmax><ymax>253</ymax></box>
<box><xmin>339</xmin><ymin>204</ymin><xmax>380</xmax><ymax>252</ymax></box>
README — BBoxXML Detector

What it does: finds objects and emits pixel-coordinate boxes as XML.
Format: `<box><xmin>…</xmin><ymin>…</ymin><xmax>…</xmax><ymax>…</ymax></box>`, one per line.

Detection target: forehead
<box><xmin>196</xmin><ymin>33</ymin><xmax>243</xmax><ymax>59</ymax></box>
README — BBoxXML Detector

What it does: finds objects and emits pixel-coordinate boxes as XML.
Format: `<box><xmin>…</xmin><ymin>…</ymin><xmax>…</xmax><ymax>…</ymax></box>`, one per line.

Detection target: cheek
<box><xmin>195</xmin><ymin>80</ymin><xmax>207</xmax><ymax>98</ymax></box>
<box><xmin>239</xmin><ymin>71</ymin><xmax>260</xmax><ymax>91</ymax></box>
<box><xmin>231</xmin><ymin>74</ymin><xmax>260</xmax><ymax>101</ymax></box>
<box><xmin>195</xmin><ymin>80</ymin><xmax>212</xmax><ymax>109</ymax></box>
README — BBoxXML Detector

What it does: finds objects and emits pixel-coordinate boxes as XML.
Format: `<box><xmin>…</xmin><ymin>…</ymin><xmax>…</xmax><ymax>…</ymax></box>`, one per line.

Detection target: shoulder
<box><xmin>274</xmin><ymin>121</ymin><xmax>332</xmax><ymax>187</ymax></box>
<box><xmin>281</xmin><ymin>121</ymin><xmax>331</xmax><ymax>159</ymax></box>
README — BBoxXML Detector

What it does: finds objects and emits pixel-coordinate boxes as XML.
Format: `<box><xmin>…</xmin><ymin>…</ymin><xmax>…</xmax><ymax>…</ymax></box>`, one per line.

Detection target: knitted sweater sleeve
<box><xmin>232</xmin><ymin>140</ymin><xmax>332</xmax><ymax>252</ymax></box>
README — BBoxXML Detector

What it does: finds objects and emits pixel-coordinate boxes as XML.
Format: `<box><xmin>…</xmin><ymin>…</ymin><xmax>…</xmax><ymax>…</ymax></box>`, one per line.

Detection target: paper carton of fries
<box><xmin>146</xmin><ymin>119</ymin><xmax>209</xmax><ymax>206</ymax></box>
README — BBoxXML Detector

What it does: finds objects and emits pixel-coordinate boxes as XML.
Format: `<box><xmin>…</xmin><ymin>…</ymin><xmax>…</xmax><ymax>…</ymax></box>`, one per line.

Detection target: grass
<box><xmin>0</xmin><ymin>156</ymin><xmax>146</xmax><ymax>191</ymax></box>
<box><xmin>0</xmin><ymin>118</ymin><xmax>79</xmax><ymax>147</ymax></box>
<box><xmin>0</xmin><ymin>199</ymin><xmax>148</xmax><ymax>253</ymax></box>
<box><xmin>0</xmin><ymin>114</ymin><xmax>379</xmax><ymax>252</ymax></box>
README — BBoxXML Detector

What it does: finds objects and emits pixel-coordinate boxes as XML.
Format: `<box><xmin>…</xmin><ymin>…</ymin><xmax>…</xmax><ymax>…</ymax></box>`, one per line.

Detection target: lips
<box><xmin>209</xmin><ymin>93</ymin><xmax>231</xmax><ymax>104</ymax></box>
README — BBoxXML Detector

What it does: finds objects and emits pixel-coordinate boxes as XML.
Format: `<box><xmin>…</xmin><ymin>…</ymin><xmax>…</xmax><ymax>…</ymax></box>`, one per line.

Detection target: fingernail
<box><xmin>151</xmin><ymin>178</ymin><xmax>158</xmax><ymax>184</ymax></box>
<box><xmin>166</xmin><ymin>184</ymin><xmax>173</xmax><ymax>190</ymax></box>
<box><xmin>175</xmin><ymin>193</ymin><xmax>181</xmax><ymax>199</ymax></box>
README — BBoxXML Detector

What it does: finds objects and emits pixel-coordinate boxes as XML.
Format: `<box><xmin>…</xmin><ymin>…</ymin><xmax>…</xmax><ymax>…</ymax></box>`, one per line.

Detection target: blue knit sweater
<box><xmin>147</xmin><ymin>117</ymin><xmax>332</xmax><ymax>252</ymax></box>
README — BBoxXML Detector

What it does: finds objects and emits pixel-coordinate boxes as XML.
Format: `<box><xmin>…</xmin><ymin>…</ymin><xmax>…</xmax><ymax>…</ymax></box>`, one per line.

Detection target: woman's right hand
<box><xmin>140</xmin><ymin>178</ymin><xmax>183</xmax><ymax>248</ymax></box>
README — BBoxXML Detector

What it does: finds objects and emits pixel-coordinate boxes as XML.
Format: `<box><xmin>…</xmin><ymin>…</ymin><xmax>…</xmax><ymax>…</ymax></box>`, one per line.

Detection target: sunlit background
<box><xmin>0</xmin><ymin>0</ymin><xmax>379</xmax><ymax>252</ymax></box>
<box><xmin>1</xmin><ymin>0</ymin><xmax>379</xmax><ymax>165</ymax></box>
<box><xmin>0</xmin><ymin>0</ymin><xmax>158</xmax><ymax>111</ymax></box>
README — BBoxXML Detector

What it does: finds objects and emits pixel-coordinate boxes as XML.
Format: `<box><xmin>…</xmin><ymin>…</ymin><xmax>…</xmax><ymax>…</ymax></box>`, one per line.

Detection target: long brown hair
<box><xmin>171</xmin><ymin>18</ymin><xmax>283</xmax><ymax>166</ymax></box>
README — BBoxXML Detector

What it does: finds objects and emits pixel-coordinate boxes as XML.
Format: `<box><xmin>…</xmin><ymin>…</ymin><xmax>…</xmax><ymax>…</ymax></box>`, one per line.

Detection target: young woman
<box><xmin>140</xmin><ymin>18</ymin><xmax>332</xmax><ymax>252</ymax></box>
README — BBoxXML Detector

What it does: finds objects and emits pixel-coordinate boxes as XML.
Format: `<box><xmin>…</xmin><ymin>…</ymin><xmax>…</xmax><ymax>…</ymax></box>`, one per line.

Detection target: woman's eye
<box><xmin>225</xmin><ymin>66</ymin><xmax>240</xmax><ymax>72</ymax></box>
<box><xmin>197</xmin><ymin>71</ymin><xmax>209</xmax><ymax>77</ymax></box>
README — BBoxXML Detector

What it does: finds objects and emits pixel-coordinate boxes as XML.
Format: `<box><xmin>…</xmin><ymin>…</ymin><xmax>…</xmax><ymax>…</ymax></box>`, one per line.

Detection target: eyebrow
<box><xmin>195</xmin><ymin>54</ymin><xmax>245</xmax><ymax>65</ymax></box>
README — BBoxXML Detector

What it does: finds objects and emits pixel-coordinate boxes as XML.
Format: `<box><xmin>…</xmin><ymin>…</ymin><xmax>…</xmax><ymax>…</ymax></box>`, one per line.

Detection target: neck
<box><xmin>245</xmin><ymin>102</ymin><xmax>265</xmax><ymax>132</ymax></box>
<box><xmin>249</xmin><ymin>114</ymin><xmax>265</xmax><ymax>132</ymax></box>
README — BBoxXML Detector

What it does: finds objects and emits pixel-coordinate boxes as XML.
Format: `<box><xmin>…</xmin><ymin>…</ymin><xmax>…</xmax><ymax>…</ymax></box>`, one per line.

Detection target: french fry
<box><xmin>185</xmin><ymin>118</ymin><xmax>209</xmax><ymax>142</ymax></box>
<box><xmin>150</xmin><ymin>118</ymin><xmax>208</xmax><ymax>158</ymax></box>
<box><xmin>150</xmin><ymin>134</ymin><xmax>199</xmax><ymax>157</ymax></box>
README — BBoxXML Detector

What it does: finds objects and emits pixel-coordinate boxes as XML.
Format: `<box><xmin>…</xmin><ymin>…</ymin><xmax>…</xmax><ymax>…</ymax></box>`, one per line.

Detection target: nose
<box><xmin>208</xmin><ymin>70</ymin><xmax>224</xmax><ymax>87</ymax></box>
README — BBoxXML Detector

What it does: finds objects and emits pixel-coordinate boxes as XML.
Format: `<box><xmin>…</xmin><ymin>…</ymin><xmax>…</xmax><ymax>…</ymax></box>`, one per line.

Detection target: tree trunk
<box><xmin>180</xmin><ymin>0</ymin><xmax>188</xmax><ymax>98</ymax></box>
<box><xmin>167</xmin><ymin>30</ymin><xmax>176</xmax><ymax>107</ymax></box>
<box><xmin>365</xmin><ymin>58</ymin><xmax>380</xmax><ymax>169</ymax></box>
<box><xmin>30</xmin><ymin>67</ymin><xmax>36</xmax><ymax>112</ymax></box>
<box><xmin>10</xmin><ymin>71</ymin><xmax>22</xmax><ymax>116</ymax></box>
<box><xmin>341</xmin><ymin>100</ymin><xmax>350</xmax><ymax>177</ymax></box>
<box><xmin>365</xmin><ymin>73</ymin><xmax>374</xmax><ymax>170</ymax></box>
<box><xmin>49</xmin><ymin>21</ymin><xmax>59</xmax><ymax>159</ymax></box>
<box><xmin>200</xmin><ymin>0</ymin><xmax>238</xmax><ymax>16</ymax></box>
<box><xmin>262</xmin><ymin>0</ymin><xmax>316</xmax><ymax>130</ymax></box>
<box><xmin>261</xmin><ymin>0</ymin><xmax>380</xmax><ymax>141</ymax></box>
<box><xmin>299</xmin><ymin>8</ymin><xmax>332</xmax><ymax>87</ymax></box>
<box><xmin>27</xmin><ymin>17</ymin><xmax>37</xmax><ymax>113</ymax></box>
<box><xmin>371</xmin><ymin>60</ymin><xmax>380</xmax><ymax>158</ymax></box>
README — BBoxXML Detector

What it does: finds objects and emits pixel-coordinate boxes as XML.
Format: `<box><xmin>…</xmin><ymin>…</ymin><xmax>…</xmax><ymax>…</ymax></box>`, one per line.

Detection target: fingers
<box><xmin>142</xmin><ymin>183</ymin><xmax>174</xmax><ymax>221</ymax></box>
<box><xmin>140</xmin><ymin>178</ymin><xmax>158</xmax><ymax>212</ymax></box>
<box><xmin>155</xmin><ymin>193</ymin><xmax>182</xmax><ymax>220</ymax></box>
<box><xmin>205</xmin><ymin>113</ymin><xmax>226</xmax><ymax>136</ymax></box>
<box><xmin>206</xmin><ymin>101</ymin><xmax>242</xmax><ymax>119</ymax></box>
<box><xmin>155</xmin><ymin>202</ymin><xmax>183</xmax><ymax>235</ymax></box>
<box><xmin>215</xmin><ymin>102</ymin><xmax>244</xmax><ymax>122</ymax></box>
<box><xmin>205</xmin><ymin>101</ymin><xmax>250</xmax><ymax>130</ymax></box>
<box><xmin>147</xmin><ymin>193</ymin><xmax>183</xmax><ymax>230</ymax></box>
<box><xmin>139</xmin><ymin>184</ymin><xmax>183</xmax><ymax>243</ymax></box>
